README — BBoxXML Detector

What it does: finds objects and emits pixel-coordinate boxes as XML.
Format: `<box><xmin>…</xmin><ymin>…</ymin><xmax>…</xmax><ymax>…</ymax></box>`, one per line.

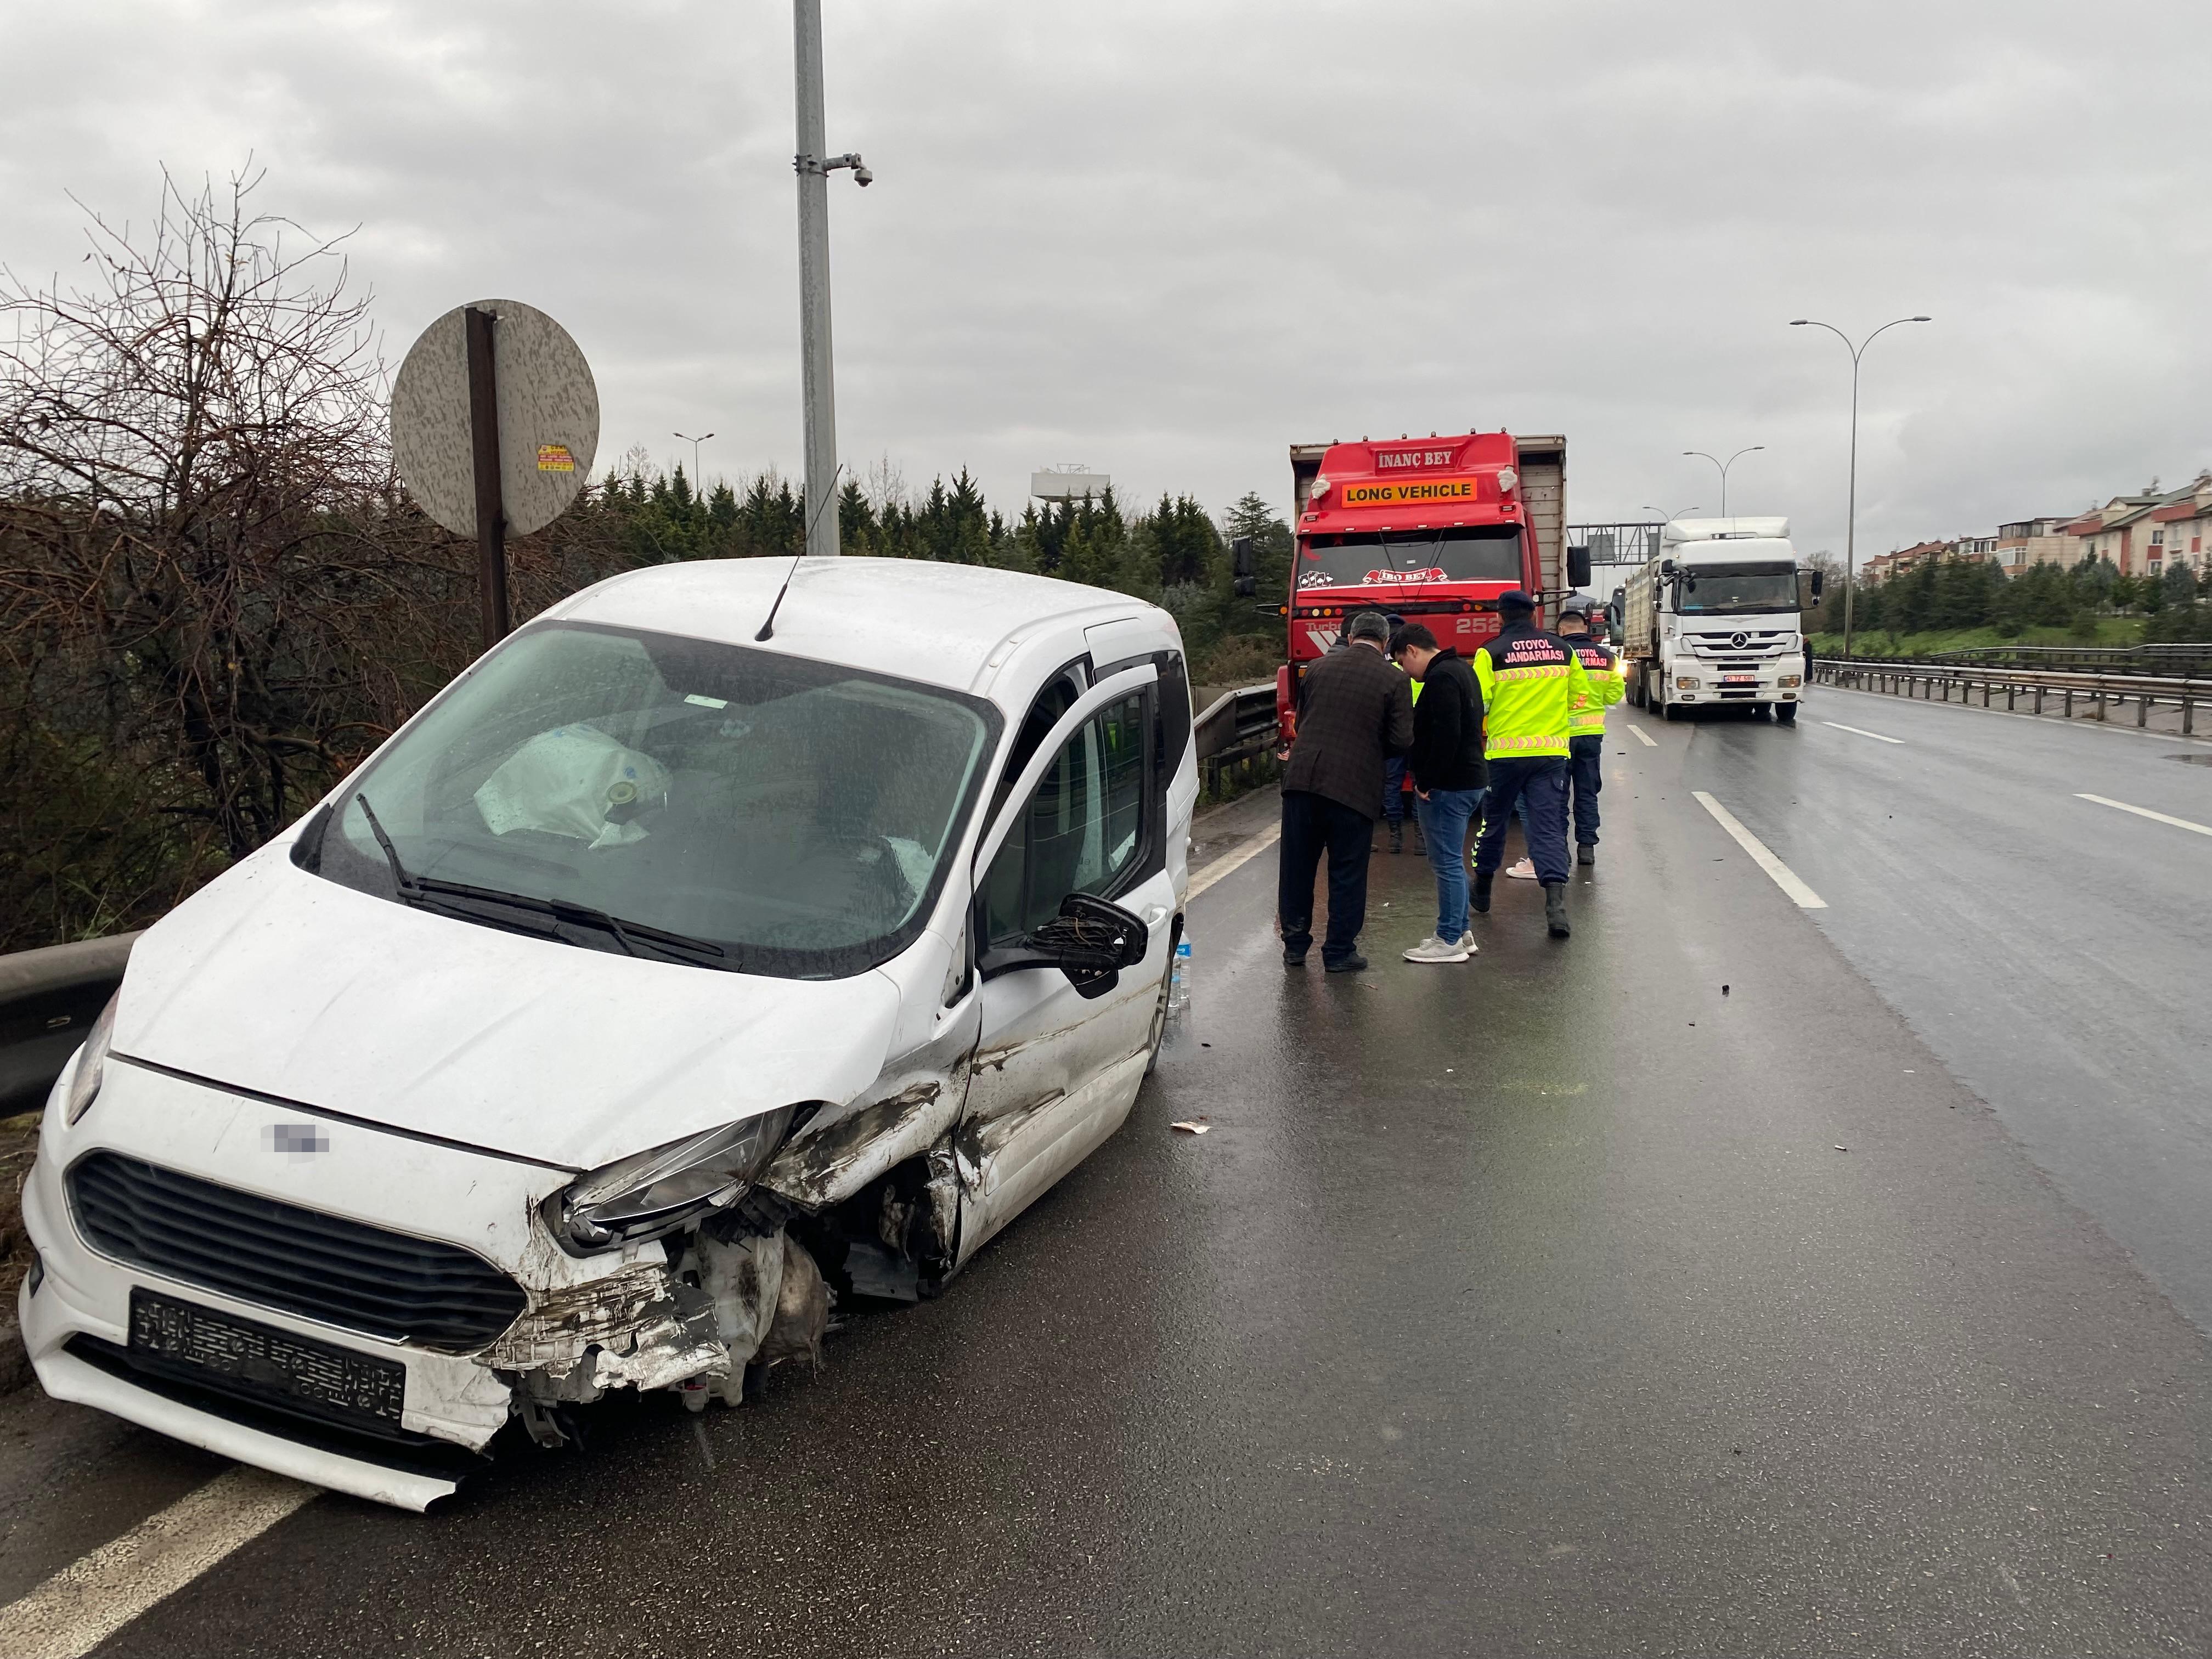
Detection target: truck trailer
<box><xmin>1621</xmin><ymin>518</ymin><xmax>1821</xmax><ymax>723</ymax></box>
<box><xmin>1277</xmin><ymin>432</ymin><xmax>1583</xmax><ymax>741</ymax></box>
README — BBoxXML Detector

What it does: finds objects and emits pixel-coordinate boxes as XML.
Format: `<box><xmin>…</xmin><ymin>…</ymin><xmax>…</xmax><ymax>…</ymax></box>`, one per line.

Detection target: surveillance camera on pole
<box><xmin>793</xmin><ymin>1</ymin><xmax>873</xmax><ymax>558</ymax></box>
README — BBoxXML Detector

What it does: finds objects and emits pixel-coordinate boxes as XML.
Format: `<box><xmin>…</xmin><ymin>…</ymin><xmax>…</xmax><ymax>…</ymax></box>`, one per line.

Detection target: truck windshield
<box><xmin>1677</xmin><ymin>564</ymin><xmax>1799</xmax><ymax>617</ymax></box>
<box><xmin>306</xmin><ymin>622</ymin><xmax>1000</xmax><ymax>979</ymax></box>
<box><xmin>1297</xmin><ymin>525</ymin><xmax>1520</xmax><ymax>590</ymax></box>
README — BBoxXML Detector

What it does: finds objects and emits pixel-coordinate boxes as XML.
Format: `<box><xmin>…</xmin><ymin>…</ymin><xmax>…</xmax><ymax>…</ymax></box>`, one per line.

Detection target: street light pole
<box><xmin>1790</xmin><ymin>315</ymin><xmax>1932</xmax><ymax>658</ymax></box>
<box><xmin>673</xmin><ymin>430</ymin><xmax>714</xmax><ymax>500</ymax></box>
<box><xmin>792</xmin><ymin>0</ymin><xmax>871</xmax><ymax>560</ymax></box>
<box><xmin>1683</xmin><ymin>447</ymin><xmax>1764</xmax><ymax>518</ymax></box>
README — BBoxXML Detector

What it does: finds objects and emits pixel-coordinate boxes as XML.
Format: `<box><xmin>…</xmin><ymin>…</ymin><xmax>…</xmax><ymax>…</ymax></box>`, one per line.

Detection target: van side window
<box><xmin>982</xmin><ymin>692</ymin><xmax>1149</xmax><ymax>944</ymax></box>
<box><xmin>1155</xmin><ymin>651</ymin><xmax>1190</xmax><ymax>780</ymax></box>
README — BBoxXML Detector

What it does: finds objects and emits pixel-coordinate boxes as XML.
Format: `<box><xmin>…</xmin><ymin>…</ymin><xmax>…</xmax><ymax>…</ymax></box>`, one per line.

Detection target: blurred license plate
<box><xmin>1722</xmin><ymin>674</ymin><xmax>1757</xmax><ymax>684</ymax></box>
<box><xmin>129</xmin><ymin>1289</ymin><xmax>405</xmax><ymax>1424</ymax></box>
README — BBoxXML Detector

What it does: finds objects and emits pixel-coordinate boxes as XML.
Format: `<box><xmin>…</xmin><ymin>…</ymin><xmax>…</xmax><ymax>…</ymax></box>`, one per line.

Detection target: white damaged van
<box><xmin>20</xmin><ymin>558</ymin><xmax>1197</xmax><ymax>1508</ymax></box>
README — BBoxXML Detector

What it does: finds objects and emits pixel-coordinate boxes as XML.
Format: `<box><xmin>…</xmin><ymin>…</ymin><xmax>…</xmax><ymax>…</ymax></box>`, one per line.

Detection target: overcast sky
<box><xmin>5</xmin><ymin>0</ymin><xmax>2209</xmax><ymax>559</ymax></box>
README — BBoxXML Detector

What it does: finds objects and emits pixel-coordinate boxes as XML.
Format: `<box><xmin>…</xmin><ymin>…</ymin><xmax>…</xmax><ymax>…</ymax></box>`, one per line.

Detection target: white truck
<box><xmin>1621</xmin><ymin>518</ymin><xmax>1821</xmax><ymax>724</ymax></box>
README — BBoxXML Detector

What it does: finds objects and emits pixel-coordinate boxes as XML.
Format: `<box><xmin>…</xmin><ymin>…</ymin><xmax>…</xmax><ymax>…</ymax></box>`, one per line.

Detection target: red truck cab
<box><xmin>1277</xmin><ymin>431</ymin><xmax>1564</xmax><ymax>741</ymax></box>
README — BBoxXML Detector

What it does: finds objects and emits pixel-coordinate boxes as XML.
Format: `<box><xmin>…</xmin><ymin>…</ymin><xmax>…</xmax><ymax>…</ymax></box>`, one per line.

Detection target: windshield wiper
<box><xmin>351</xmin><ymin>793</ymin><xmax>735</xmax><ymax>969</ymax></box>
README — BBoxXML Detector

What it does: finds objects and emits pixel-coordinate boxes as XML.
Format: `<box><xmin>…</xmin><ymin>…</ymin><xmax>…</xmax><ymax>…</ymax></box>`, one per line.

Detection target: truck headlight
<box><xmin>64</xmin><ymin>992</ymin><xmax>119</xmax><ymax>1125</ymax></box>
<box><xmin>548</xmin><ymin>1105</ymin><xmax>795</xmax><ymax>1255</ymax></box>
<box><xmin>1674</xmin><ymin>676</ymin><xmax>1700</xmax><ymax>690</ymax></box>
<box><xmin>1780</xmin><ymin>674</ymin><xmax>1802</xmax><ymax>689</ymax></box>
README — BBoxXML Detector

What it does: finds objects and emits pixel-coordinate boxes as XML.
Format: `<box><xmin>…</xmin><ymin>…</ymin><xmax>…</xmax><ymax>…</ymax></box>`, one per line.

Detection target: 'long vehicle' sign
<box><xmin>1339</xmin><ymin>476</ymin><xmax>1482</xmax><ymax>507</ymax></box>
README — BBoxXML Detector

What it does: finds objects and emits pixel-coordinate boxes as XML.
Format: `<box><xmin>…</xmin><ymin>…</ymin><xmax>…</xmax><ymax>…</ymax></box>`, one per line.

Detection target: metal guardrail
<box><xmin>1898</xmin><ymin>643</ymin><xmax>2212</xmax><ymax>676</ymax></box>
<box><xmin>0</xmin><ymin>933</ymin><xmax>140</xmax><ymax>1116</ymax></box>
<box><xmin>1193</xmin><ymin>682</ymin><xmax>1280</xmax><ymax>793</ymax></box>
<box><xmin>1813</xmin><ymin>656</ymin><xmax>2212</xmax><ymax>734</ymax></box>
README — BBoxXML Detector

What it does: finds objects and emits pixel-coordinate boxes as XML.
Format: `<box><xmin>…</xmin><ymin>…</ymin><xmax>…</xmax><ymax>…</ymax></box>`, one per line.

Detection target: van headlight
<box><xmin>548</xmin><ymin>1106</ymin><xmax>795</xmax><ymax>1255</ymax></box>
<box><xmin>64</xmin><ymin>992</ymin><xmax>120</xmax><ymax>1125</ymax></box>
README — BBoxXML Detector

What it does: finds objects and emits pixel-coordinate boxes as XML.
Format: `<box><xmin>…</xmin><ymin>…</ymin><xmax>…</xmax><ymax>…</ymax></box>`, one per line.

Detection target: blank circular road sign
<box><xmin>392</xmin><ymin>299</ymin><xmax>599</xmax><ymax>538</ymax></box>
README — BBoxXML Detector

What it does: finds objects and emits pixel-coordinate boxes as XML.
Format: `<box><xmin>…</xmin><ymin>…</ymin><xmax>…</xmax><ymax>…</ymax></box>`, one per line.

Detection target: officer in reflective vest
<box><xmin>1471</xmin><ymin>590</ymin><xmax>1592</xmax><ymax>939</ymax></box>
<box><xmin>1559</xmin><ymin>601</ymin><xmax>1624</xmax><ymax>867</ymax></box>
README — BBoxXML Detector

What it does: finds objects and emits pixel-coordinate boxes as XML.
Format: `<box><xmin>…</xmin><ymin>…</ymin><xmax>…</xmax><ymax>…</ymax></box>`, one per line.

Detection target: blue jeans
<box><xmin>1474</xmin><ymin>757</ymin><xmax>1571</xmax><ymax>884</ymax></box>
<box><xmin>1415</xmin><ymin>787</ymin><xmax>1484</xmax><ymax>939</ymax></box>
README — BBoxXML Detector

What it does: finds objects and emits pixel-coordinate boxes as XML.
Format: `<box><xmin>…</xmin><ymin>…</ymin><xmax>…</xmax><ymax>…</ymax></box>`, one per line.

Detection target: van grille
<box><xmin>67</xmin><ymin>1151</ymin><xmax>526</xmax><ymax>1353</ymax></box>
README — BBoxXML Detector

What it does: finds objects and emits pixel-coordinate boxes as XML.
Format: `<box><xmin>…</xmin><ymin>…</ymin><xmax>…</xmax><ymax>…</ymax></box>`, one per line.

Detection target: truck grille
<box><xmin>67</xmin><ymin>1151</ymin><xmax>526</xmax><ymax>1353</ymax></box>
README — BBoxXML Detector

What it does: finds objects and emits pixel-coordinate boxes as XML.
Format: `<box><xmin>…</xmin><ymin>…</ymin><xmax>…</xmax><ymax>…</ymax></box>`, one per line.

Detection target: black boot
<box><xmin>1471</xmin><ymin>872</ymin><xmax>1493</xmax><ymax>913</ymax></box>
<box><xmin>1544</xmin><ymin>883</ymin><xmax>1571</xmax><ymax>938</ymax></box>
<box><xmin>1577</xmin><ymin>843</ymin><xmax>1595</xmax><ymax>866</ymax></box>
<box><xmin>1388</xmin><ymin>820</ymin><xmax>1403</xmax><ymax>855</ymax></box>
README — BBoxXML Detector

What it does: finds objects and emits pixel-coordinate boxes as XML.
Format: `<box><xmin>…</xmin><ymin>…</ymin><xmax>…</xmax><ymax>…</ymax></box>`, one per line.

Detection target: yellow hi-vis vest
<box><xmin>1472</xmin><ymin>626</ymin><xmax>1592</xmax><ymax>760</ymax></box>
<box><xmin>1566</xmin><ymin>637</ymin><xmax>1624</xmax><ymax>736</ymax></box>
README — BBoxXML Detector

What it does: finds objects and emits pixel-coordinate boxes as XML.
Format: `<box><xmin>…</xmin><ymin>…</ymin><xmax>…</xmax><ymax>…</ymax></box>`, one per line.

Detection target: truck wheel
<box><xmin>1753</xmin><ymin>704</ymin><xmax>1773</xmax><ymax>720</ymax></box>
<box><xmin>1629</xmin><ymin>669</ymin><xmax>1647</xmax><ymax>709</ymax></box>
<box><xmin>1776</xmin><ymin>703</ymin><xmax>1798</xmax><ymax>725</ymax></box>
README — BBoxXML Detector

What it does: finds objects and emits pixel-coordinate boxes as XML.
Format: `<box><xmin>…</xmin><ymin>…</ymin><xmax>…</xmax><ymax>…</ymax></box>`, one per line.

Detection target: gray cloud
<box><xmin>4</xmin><ymin>0</ymin><xmax>2205</xmax><ymax>558</ymax></box>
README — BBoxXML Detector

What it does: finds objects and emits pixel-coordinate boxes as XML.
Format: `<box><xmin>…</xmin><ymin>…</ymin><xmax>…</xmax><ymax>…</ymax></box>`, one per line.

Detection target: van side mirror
<box><xmin>1231</xmin><ymin>535</ymin><xmax>1256</xmax><ymax>599</ymax></box>
<box><xmin>1029</xmin><ymin>893</ymin><xmax>1151</xmax><ymax>1000</ymax></box>
<box><xmin>1567</xmin><ymin>544</ymin><xmax>1592</xmax><ymax>589</ymax></box>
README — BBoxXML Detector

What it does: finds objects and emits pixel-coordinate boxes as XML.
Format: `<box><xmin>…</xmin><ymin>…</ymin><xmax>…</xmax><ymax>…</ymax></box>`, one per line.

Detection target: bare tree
<box><xmin>0</xmin><ymin>167</ymin><xmax>474</xmax><ymax>943</ymax></box>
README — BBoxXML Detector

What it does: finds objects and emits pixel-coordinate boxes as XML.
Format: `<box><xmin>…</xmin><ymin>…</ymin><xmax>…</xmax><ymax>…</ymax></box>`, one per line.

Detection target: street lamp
<box><xmin>673</xmin><ymin>431</ymin><xmax>714</xmax><ymax>500</ymax></box>
<box><xmin>793</xmin><ymin>0</ymin><xmax>871</xmax><ymax>558</ymax></box>
<box><xmin>1790</xmin><ymin>315</ymin><xmax>1932</xmax><ymax>658</ymax></box>
<box><xmin>1641</xmin><ymin>504</ymin><xmax>1700</xmax><ymax>523</ymax></box>
<box><xmin>1683</xmin><ymin>447</ymin><xmax>1763</xmax><ymax>518</ymax></box>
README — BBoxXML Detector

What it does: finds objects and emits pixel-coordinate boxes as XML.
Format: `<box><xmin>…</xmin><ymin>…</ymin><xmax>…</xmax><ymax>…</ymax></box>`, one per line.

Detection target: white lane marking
<box><xmin>1691</xmin><ymin>791</ymin><xmax>1828</xmax><ymax>909</ymax></box>
<box><xmin>0</xmin><ymin>1468</ymin><xmax>315</xmax><ymax>1659</ymax></box>
<box><xmin>1821</xmin><ymin>720</ymin><xmax>1903</xmax><ymax>745</ymax></box>
<box><xmin>1628</xmin><ymin>725</ymin><xmax>1658</xmax><ymax>748</ymax></box>
<box><xmin>2075</xmin><ymin>793</ymin><xmax>2212</xmax><ymax>839</ymax></box>
<box><xmin>1186</xmin><ymin>821</ymin><xmax>1283</xmax><ymax>900</ymax></box>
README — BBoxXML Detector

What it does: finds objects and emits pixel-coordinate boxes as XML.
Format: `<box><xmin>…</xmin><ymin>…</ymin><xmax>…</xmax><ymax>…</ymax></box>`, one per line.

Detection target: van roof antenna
<box><xmin>756</xmin><ymin>464</ymin><xmax>844</xmax><ymax>641</ymax></box>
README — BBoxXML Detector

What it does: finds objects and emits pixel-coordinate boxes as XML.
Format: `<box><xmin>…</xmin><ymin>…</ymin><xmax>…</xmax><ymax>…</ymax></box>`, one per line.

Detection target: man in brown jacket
<box><xmin>1277</xmin><ymin>609</ymin><xmax>1415</xmax><ymax>972</ymax></box>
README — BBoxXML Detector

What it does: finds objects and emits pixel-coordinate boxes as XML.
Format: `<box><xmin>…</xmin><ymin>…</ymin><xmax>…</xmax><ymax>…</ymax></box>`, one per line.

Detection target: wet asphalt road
<box><xmin>3</xmin><ymin>693</ymin><xmax>2210</xmax><ymax>1656</ymax></box>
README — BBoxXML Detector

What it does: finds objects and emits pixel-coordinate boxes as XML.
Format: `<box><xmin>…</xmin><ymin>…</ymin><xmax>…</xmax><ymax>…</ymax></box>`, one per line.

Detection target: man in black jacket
<box><xmin>1277</xmin><ymin>609</ymin><xmax>1414</xmax><ymax>973</ymax></box>
<box><xmin>1392</xmin><ymin>624</ymin><xmax>1487</xmax><ymax>963</ymax></box>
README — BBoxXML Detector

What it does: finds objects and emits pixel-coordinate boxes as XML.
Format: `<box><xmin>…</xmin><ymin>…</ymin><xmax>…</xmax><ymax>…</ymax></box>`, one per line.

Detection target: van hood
<box><xmin>109</xmin><ymin>848</ymin><xmax>901</xmax><ymax>1171</ymax></box>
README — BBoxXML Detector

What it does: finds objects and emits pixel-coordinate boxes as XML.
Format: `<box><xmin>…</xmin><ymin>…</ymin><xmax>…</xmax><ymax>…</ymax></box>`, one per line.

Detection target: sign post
<box><xmin>464</xmin><ymin>307</ymin><xmax>509</xmax><ymax>650</ymax></box>
<box><xmin>392</xmin><ymin>299</ymin><xmax>599</xmax><ymax>652</ymax></box>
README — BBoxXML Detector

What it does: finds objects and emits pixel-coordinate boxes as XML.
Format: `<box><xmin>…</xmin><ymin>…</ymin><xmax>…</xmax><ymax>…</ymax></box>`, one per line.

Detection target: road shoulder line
<box><xmin>1187</xmin><ymin>822</ymin><xmax>1283</xmax><ymax>901</ymax></box>
<box><xmin>1691</xmin><ymin>791</ymin><xmax>1827</xmax><ymax>909</ymax></box>
<box><xmin>0</xmin><ymin>1467</ymin><xmax>314</xmax><ymax>1659</ymax></box>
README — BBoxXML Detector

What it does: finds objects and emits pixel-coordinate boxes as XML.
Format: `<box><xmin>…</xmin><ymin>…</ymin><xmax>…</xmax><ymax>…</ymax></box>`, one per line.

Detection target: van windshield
<box><xmin>1676</xmin><ymin>563</ymin><xmax>1800</xmax><ymax>617</ymax></box>
<box><xmin>1297</xmin><ymin>524</ymin><xmax>1521</xmax><ymax>590</ymax></box>
<box><xmin>307</xmin><ymin>623</ymin><xmax>1000</xmax><ymax>979</ymax></box>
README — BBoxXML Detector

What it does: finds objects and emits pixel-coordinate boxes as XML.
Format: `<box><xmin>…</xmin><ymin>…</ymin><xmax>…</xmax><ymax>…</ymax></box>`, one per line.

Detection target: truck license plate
<box><xmin>1722</xmin><ymin>674</ymin><xmax>1756</xmax><ymax>685</ymax></box>
<box><xmin>128</xmin><ymin>1288</ymin><xmax>406</xmax><ymax>1425</ymax></box>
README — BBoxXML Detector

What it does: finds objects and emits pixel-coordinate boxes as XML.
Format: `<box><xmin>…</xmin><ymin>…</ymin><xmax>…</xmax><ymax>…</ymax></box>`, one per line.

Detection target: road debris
<box><xmin>1170</xmin><ymin>1120</ymin><xmax>1211</xmax><ymax>1135</ymax></box>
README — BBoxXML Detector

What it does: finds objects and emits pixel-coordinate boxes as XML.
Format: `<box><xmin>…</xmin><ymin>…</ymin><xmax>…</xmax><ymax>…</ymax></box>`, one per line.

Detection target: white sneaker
<box><xmin>1404</xmin><ymin>935</ymin><xmax>1472</xmax><ymax>964</ymax></box>
<box><xmin>1456</xmin><ymin>932</ymin><xmax>1479</xmax><ymax>954</ymax></box>
<box><xmin>1505</xmin><ymin>857</ymin><xmax>1538</xmax><ymax>880</ymax></box>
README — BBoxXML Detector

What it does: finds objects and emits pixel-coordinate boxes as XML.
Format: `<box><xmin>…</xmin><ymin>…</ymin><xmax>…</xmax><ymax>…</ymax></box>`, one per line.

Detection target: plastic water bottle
<box><xmin>1168</xmin><ymin>936</ymin><xmax>1193</xmax><ymax>1017</ymax></box>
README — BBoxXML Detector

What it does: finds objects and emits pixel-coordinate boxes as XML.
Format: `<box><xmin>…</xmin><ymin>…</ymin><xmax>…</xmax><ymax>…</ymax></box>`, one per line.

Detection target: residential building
<box><xmin>2146</xmin><ymin>473</ymin><xmax>2212</xmax><ymax>577</ymax></box>
<box><xmin>1994</xmin><ymin>517</ymin><xmax>2074</xmax><ymax>574</ymax></box>
<box><xmin>2068</xmin><ymin>484</ymin><xmax>2195</xmax><ymax>577</ymax></box>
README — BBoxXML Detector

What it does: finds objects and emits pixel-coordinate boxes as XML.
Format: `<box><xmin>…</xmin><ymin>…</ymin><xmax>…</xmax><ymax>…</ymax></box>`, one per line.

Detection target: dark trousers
<box><xmin>1568</xmin><ymin>733</ymin><xmax>1603</xmax><ymax>845</ymax></box>
<box><xmin>1383</xmin><ymin>755</ymin><xmax>1408</xmax><ymax>823</ymax></box>
<box><xmin>1278</xmin><ymin>789</ymin><xmax>1373</xmax><ymax>964</ymax></box>
<box><xmin>1474</xmin><ymin>756</ymin><xmax>1571</xmax><ymax>885</ymax></box>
